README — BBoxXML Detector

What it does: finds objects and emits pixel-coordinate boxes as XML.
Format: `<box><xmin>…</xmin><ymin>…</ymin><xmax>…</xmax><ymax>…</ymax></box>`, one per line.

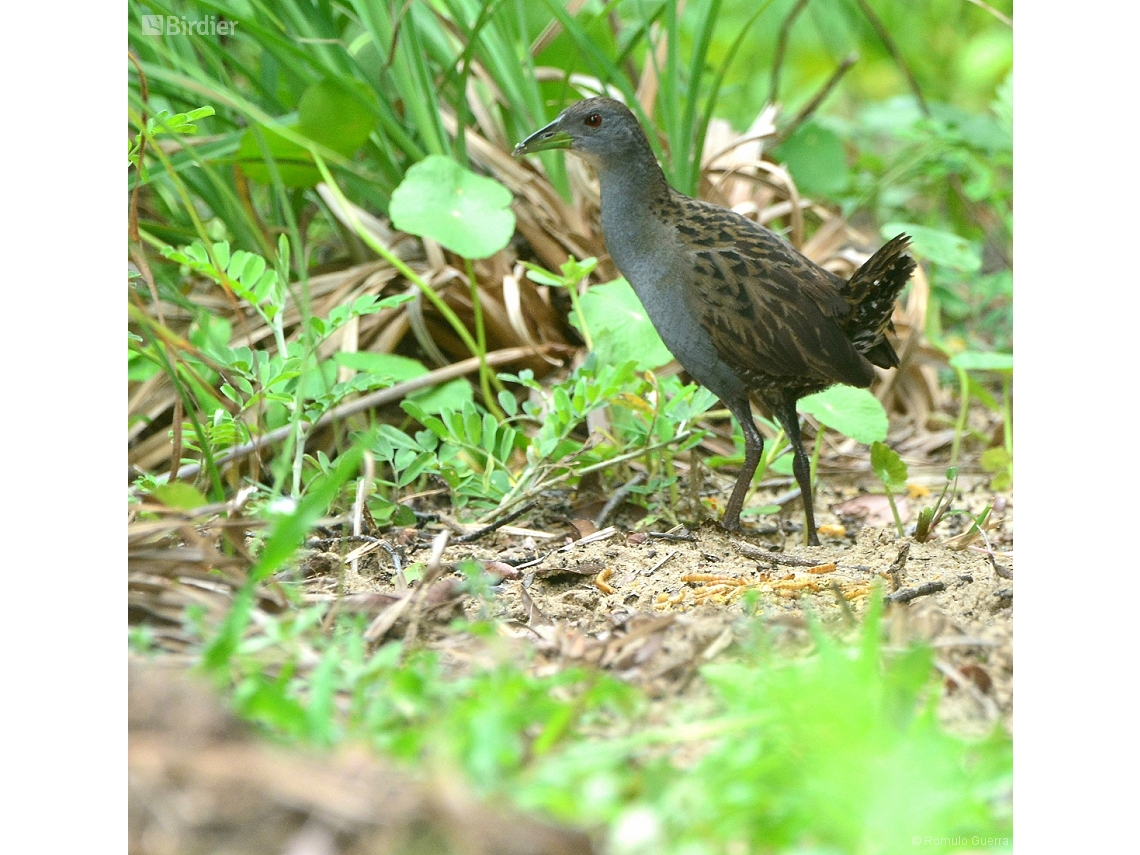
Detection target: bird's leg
<box><xmin>772</xmin><ymin>397</ymin><xmax>819</xmax><ymax>546</ymax></box>
<box><xmin>721</xmin><ymin>403</ymin><xmax>764</xmax><ymax>532</ymax></box>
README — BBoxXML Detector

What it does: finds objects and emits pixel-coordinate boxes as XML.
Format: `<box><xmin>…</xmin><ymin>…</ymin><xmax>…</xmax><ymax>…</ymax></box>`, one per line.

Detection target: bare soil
<box><xmin>302</xmin><ymin>473</ymin><xmax>1013</xmax><ymax>737</ymax></box>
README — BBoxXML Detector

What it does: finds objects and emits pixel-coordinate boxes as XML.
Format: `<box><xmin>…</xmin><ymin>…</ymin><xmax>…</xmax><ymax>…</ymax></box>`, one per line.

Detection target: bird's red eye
<box><xmin>584</xmin><ymin>113</ymin><xmax>602</xmax><ymax>128</ymax></box>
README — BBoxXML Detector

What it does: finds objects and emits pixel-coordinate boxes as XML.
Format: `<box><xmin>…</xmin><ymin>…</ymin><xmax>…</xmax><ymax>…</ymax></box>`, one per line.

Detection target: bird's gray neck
<box><xmin>590</xmin><ymin>152</ymin><xmax>685</xmax><ymax>320</ymax></box>
<box><xmin>592</xmin><ymin>137</ymin><xmax>676</xmax><ymax>278</ymax></box>
<box><xmin>594</xmin><ymin>142</ymin><xmax>673</xmax><ymax>226</ymax></box>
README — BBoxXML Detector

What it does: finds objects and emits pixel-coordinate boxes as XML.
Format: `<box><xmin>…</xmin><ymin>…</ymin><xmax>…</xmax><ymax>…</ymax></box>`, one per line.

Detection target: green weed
<box><xmin>194</xmin><ymin>587</ymin><xmax>1010</xmax><ymax>854</ymax></box>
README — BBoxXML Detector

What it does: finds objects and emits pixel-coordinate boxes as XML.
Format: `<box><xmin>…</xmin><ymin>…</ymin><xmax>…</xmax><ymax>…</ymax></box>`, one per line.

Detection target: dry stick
<box><xmin>732</xmin><ymin>540</ymin><xmax>873</xmax><ymax>572</ymax></box>
<box><xmin>593</xmin><ymin>471</ymin><xmax>646</xmax><ymax>529</ymax></box>
<box><xmin>401</xmin><ymin>530</ymin><xmax>452</xmax><ymax>651</ymax></box>
<box><xmin>528</xmin><ymin>0</ymin><xmax>591</xmax><ymax>56</ymax></box>
<box><xmin>769</xmin><ymin>0</ymin><xmax>812</xmax><ymax>104</ymax></box>
<box><xmin>454</xmin><ymin>501</ymin><xmax>537</xmax><ymax>544</ymax></box>
<box><xmin>774</xmin><ymin>52</ymin><xmax>859</xmax><ymax>146</ymax></box>
<box><xmin>365</xmin><ymin>530</ymin><xmax>449</xmax><ymax>644</ymax></box>
<box><xmin>647</xmin><ymin>550</ymin><xmax>678</xmax><ymax>575</ymax></box>
<box><xmin>966</xmin><ymin>0</ymin><xmax>1012</xmax><ymax>27</ymax></box>
<box><xmin>649</xmin><ymin>530</ymin><xmax>697</xmax><ymax>543</ymax></box>
<box><xmin>970</xmin><ymin>542</ymin><xmax>1013</xmax><ymax>580</ymax></box>
<box><xmin>305</xmin><ymin>535</ymin><xmax>403</xmax><ymax>573</ymax></box>
<box><xmin>559</xmin><ymin>526</ymin><xmax>618</xmax><ymax>551</ymax></box>
<box><xmin>990</xmin><ymin>555</ymin><xmax>1013</xmax><ymax>581</ymax></box>
<box><xmin>852</xmin><ymin>0</ymin><xmax>929</xmax><ymax>116</ymax></box>
<box><xmin>887</xmin><ymin>542</ymin><xmax>911</xmax><ymax>591</ymax></box>
<box><xmin>493</xmin><ymin>430</ymin><xmax>694</xmax><ymax>522</ymax></box>
<box><xmin>508</xmin><ymin>525</ymin><xmax>622</xmax><ymax>576</ymax></box>
<box><xmin>171</xmin><ymin>346</ymin><xmax>546</xmax><ymax>481</ymax></box>
<box><xmin>885</xmin><ymin>580</ymin><xmax>945</xmax><ymax>604</ymax></box>
<box><xmin>351</xmin><ymin>452</ymin><xmax>375</xmax><ymax>578</ymax></box>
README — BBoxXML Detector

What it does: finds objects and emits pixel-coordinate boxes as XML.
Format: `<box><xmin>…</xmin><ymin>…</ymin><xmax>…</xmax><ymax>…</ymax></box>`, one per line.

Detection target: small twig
<box><xmin>593</xmin><ymin>472</ymin><xmax>646</xmax><ymax>529</ymax></box>
<box><xmin>970</xmin><ymin>544</ymin><xmax>1013</xmax><ymax>580</ymax></box>
<box><xmin>647</xmin><ymin>550</ymin><xmax>678</xmax><ymax>575</ymax></box>
<box><xmin>454</xmin><ymin>501</ymin><xmax>536</xmax><ymax>543</ymax></box>
<box><xmin>498</xmin><ymin>431</ymin><xmax>693</xmax><ymax>515</ymax></box>
<box><xmin>351</xmin><ymin>452</ymin><xmax>375</xmax><ymax>578</ymax></box>
<box><xmin>852</xmin><ymin>0</ymin><xmax>928</xmax><ymax>116</ymax></box>
<box><xmin>303</xmin><ymin>534</ymin><xmax>403</xmax><ymax>574</ymax></box>
<box><xmin>965</xmin><ymin>0</ymin><xmax>1012</xmax><ymax>27</ymax></box>
<box><xmin>775</xmin><ymin>51</ymin><xmax>859</xmax><ymax>145</ymax></box>
<box><xmin>885</xmin><ymin>580</ymin><xmax>945</xmax><ymax>604</ymax></box>
<box><xmin>512</xmin><ymin>554</ymin><xmax>548</xmax><ymax>572</ymax></box>
<box><xmin>400</xmin><ymin>530</ymin><xmax>451</xmax><ymax>650</ymax></box>
<box><xmin>492</xmin><ymin>526</ymin><xmax>619</xmax><ymax>576</ymax></box>
<box><xmin>343</xmin><ymin>539</ymin><xmax>402</xmax><ymax>573</ymax></box>
<box><xmin>307</xmin><ymin>534</ymin><xmax>388</xmax><ymax>549</ymax></box>
<box><xmin>734</xmin><ymin>541</ymin><xmax>873</xmax><ymax>572</ymax></box>
<box><xmin>769</xmin><ymin>0</ymin><xmax>812</xmax><ymax>104</ymax></box>
<box><xmin>558</xmin><ymin>526</ymin><xmax>618</xmax><ymax>551</ymax></box>
<box><xmin>887</xmin><ymin>542</ymin><xmax>911</xmax><ymax>591</ymax></box>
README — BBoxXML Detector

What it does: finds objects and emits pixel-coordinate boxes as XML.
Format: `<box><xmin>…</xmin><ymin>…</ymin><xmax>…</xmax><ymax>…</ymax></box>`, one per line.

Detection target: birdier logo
<box><xmin>140</xmin><ymin>15</ymin><xmax>236</xmax><ymax>36</ymax></box>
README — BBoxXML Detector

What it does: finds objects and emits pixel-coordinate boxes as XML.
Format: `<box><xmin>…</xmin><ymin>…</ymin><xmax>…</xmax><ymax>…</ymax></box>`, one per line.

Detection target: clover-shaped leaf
<box><xmin>798</xmin><ymin>385</ymin><xmax>888</xmax><ymax>444</ymax></box>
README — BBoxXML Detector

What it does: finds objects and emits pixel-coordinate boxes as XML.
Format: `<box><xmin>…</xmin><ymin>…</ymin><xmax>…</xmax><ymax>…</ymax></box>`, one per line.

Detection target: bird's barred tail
<box><xmin>842</xmin><ymin>233</ymin><xmax>916</xmax><ymax>369</ymax></box>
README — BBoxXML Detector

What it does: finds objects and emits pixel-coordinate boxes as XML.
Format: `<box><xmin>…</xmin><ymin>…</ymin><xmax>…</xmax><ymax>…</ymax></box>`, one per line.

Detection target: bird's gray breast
<box><xmin>600</xmin><ymin>209</ymin><xmax>748</xmax><ymax>404</ymax></box>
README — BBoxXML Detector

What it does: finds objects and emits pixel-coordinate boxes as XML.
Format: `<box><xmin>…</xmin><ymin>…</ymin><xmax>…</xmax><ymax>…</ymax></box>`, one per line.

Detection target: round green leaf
<box><xmin>571</xmin><ymin>278</ymin><xmax>674</xmax><ymax>370</ymax></box>
<box><xmin>798</xmin><ymin>385</ymin><xmax>888</xmax><ymax>444</ymax></box>
<box><xmin>389</xmin><ymin>155</ymin><xmax>515</xmax><ymax>259</ymax></box>
<box><xmin>298</xmin><ymin>78</ymin><xmax>377</xmax><ymax>154</ymax></box>
<box><xmin>235</xmin><ymin>79</ymin><xmax>377</xmax><ymax>189</ymax></box>
<box><xmin>775</xmin><ymin>120</ymin><xmax>849</xmax><ymax>198</ymax></box>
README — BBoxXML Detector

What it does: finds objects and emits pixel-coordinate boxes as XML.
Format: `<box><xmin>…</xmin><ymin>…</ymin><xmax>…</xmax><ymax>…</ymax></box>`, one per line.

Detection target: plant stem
<box><xmin>312</xmin><ymin>154</ymin><xmax>499</xmax><ymax>406</ymax></box>
<box><xmin>950</xmin><ymin>366</ymin><xmax>970</xmax><ymax>470</ymax></box>
<box><xmin>464</xmin><ymin>257</ymin><xmax>506</xmax><ymax>419</ymax></box>
<box><xmin>883</xmin><ymin>486</ymin><xmax>905</xmax><ymax>537</ymax></box>
<box><xmin>567</xmin><ymin>274</ymin><xmax>593</xmax><ymax>351</ymax></box>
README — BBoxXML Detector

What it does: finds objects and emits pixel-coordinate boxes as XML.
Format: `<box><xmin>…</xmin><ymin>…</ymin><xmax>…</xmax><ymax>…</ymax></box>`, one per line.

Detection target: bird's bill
<box><xmin>511</xmin><ymin>121</ymin><xmax>573</xmax><ymax>157</ymax></box>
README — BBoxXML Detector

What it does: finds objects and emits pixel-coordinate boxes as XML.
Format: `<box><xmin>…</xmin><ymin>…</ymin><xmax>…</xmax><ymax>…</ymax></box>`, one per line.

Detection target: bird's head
<box><xmin>512</xmin><ymin>97</ymin><xmax>645</xmax><ymax>169</ymax></box>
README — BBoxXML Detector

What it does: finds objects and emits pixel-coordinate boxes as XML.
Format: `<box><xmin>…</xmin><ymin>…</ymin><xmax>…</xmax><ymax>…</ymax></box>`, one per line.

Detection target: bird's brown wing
<box><xmin>673</xmin><ymin>198</ymin><xmax>875</xmax><ymax>389</ymax></box>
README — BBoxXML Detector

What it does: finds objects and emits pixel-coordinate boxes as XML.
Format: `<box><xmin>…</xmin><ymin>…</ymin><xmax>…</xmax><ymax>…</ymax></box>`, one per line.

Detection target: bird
<box><xmin>513</xmin><ymin>97</ymin><xmax>914</xmax><ymax>545</ymax></box>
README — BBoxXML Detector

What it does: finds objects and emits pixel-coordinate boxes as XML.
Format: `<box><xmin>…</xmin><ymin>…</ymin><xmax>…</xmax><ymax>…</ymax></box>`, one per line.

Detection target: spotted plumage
<box><xmin>514</xmin><ymin>97</ymin><xmax>914</xmax><ymax>544</ymax></box>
